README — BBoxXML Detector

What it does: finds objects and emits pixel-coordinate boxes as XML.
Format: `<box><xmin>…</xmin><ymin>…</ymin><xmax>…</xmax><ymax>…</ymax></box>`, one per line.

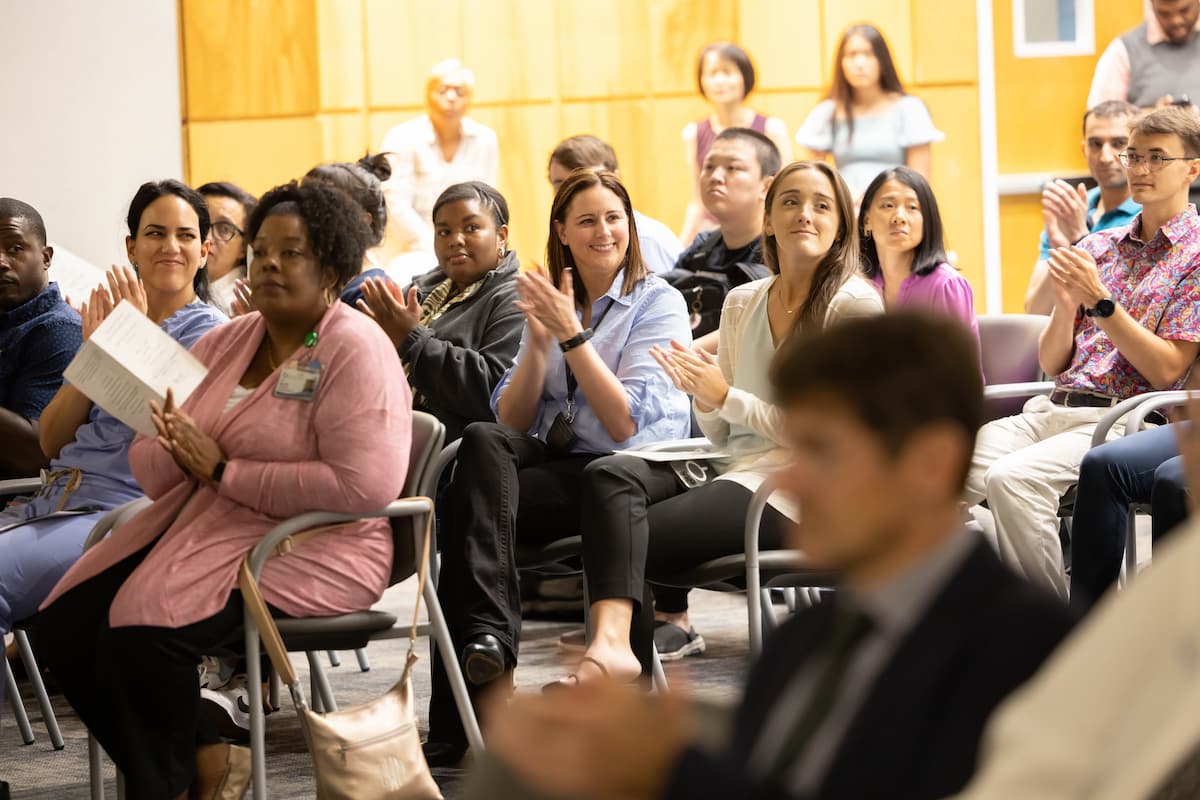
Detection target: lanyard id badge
<box><xmin>274</xmin><ymin>359</ymin><xmax>323</xmax><ymax>400</ymax></box>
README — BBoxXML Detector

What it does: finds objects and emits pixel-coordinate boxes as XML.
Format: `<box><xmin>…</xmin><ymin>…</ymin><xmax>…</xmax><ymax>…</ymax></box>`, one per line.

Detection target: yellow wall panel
<box><xmin>912</xmin><ymin>0</ymin><xmax>977</xmax><ymax>84</ymax></box>
<box><xmin>921</xmin><ymin>87</ymin><xmax>984</xmax><ymax>310</ymax></box>
<box><xmin>461</xmin><ymin>0</ymin><xmax>556</xmax><ymax>103</ymax></box>
<box><xmin>468</xmin><ymin>104</ymin><xmax>560</xmax><ymax>265</ymax></box>
<box><xmin>739</xmin><ymin>0</ymin><xmax>823</xmax><ymax>92</ymax></box>
<box><xmin>649</xmin><ymin>0</ymin><xmax>741</xmax><ymax>96</ymax></box>
<box><xmin>316</xmin><ymin>0</ymin><xmax>366</xmax><ymax>111</ymax></box>
<box><xmin>558</xmin><ymin>100</ymin><xmax>658</xmax><ymax>214</ymax></box>
<box><xmin>752</xmin><ymin>90</ymin><xmax>822</xmax><ymax>145</ymax></box>
<box><xmin>318</xmin><ymin>112</ymin><xmax>370</xmax><ymax>163</ymax></box>
<box><xmin>823</xmin><ymin>0</ymin><xmax>914</xmax><ymax>87</ymax></box>
<box><xmin>181</xmin><ymin>0</ymin><xmax>320</xmax><ymax>121</ymax></box>
<box><xmin>188</xmin><ymin>118</ymin><xmax>325</xmax><ymax>197</ymax></box>
<box><xmin>999</xmin><ymin>195</ymin><xmax>1045</xmax><ymax>313</ymax></box>
<box><xmin>365</xmin><ymin>0</ymin><xmax>462</xmax><ymax>108</ymax></box>
<box><xmin>556</xmin><ymin>0</ymin><xmax>650</xmax><ymax>100</ymax></box>
<box><xmin>649</xmin><ymin>96</ymin><xmax>716</xmax><ymax>236</ymax></box>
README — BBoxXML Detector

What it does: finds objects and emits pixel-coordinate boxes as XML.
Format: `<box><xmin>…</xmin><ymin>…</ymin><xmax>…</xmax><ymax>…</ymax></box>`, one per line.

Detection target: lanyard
<box><xmin>564</xmin><ymin>298</ymin><xmax>614</xmax><ymax>422</ymax></box>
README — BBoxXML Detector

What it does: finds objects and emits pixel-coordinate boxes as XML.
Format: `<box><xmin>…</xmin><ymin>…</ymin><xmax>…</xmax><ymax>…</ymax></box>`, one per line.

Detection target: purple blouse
<box><xmin>870</xmin><ymin>262</ymin><xmax>981</xmax><ymax>347</ymax></box>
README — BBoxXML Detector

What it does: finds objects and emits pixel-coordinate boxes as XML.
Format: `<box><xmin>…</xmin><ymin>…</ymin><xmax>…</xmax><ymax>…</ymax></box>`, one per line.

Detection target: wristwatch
<box><xmin>211</xmin><ymin>460</ymin><xmax>227</xmax><ymax>484</ymax></box>
<box><xmin>560</xmin><ymin>328</ymin><xmax>594</xmax><ymax>353</ymax></box>
<box><xmin>1085</xmin><ymin>296</ymin><xmax>1116</xmax><ymax>318</ymax></box>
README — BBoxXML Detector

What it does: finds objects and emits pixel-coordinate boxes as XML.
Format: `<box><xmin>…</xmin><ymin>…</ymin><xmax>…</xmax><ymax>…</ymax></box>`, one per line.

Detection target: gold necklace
<box><xmin>774</xmin><ymin>281</ymin><xmax>802</xmax><ymax>315</ymax></box>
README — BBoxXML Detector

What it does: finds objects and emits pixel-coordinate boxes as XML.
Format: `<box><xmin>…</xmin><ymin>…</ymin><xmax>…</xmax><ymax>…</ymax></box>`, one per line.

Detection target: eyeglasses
<box><xmin>209</xmin><ymin>221</ymin><xmax>243</xmax><ymax>243</ymax></box>
<box><xmin>1117</xmin><ymin>152</ymin><xmax>1199</xmax><ymax>172</ymax></box>
<box><xmin>432</xmin><ymin>84</ymin><xmax>468</xmax><ymax>98</ymax></box>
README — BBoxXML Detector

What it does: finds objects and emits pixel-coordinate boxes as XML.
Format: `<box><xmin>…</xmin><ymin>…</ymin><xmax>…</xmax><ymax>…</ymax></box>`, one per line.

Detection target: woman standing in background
<box><xmin>680</xmin><ymin>42</ymin><xmax>792</xmax><ymax>246</ymax></box>
<box><xmin>797</xmin><ymin>23</ymin><xmax>943</xmax><ymax>200</ymax></box>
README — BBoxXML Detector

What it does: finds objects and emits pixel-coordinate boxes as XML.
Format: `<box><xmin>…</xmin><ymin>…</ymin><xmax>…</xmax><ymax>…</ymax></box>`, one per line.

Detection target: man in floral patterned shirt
<box><xmin>965</xmin><ymin>107</ymin><xmax>1200</xmax><ymax>600</ymax></box>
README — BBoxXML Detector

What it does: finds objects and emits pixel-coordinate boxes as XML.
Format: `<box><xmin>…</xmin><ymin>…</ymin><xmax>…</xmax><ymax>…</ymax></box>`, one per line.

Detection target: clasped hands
<box><xmin>651</xmin><ymin>340</ymin><xmax>729</xmax><ymax>412</ymax></box>
<box><xmin>150</xmin><ymin>388</ymin><xmax>225</xmax><ymax>487</ymax></box>
<box><xmin>515</xmin><ymin>266</ymin><xmax>583</xmax><ymax>348</ymax></box>
<box><xmin>1046</xmin><ymin>245</ymin><xmax>1108</xmax><ymax>312</ymax></box>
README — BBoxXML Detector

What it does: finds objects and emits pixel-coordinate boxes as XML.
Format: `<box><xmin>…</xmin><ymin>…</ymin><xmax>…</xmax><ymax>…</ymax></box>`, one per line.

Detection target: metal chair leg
<box><xmin>116</xmin><ymin>769</ymin><xmax>126</xmax><ymax>800</ymax></box>
<box><xmin>651</xmin><ymin>647</ymin><xmax>669</xmax><ymax>693</ymax></box>
<box><xmin>326</xmin><ymin>650</ymin><xmax>341</xmax><ymax>668</ymax></box>
<box><xmin>423</xmin><ymin>576</ymin><xmax>484</xmax><ymax>752</ymax></box>
<box><xmin>4</xmin><ymin>656</ymin><xmax>34</xmax><ymax>745</ymax></box>
<box><xmin>354</xmin><ymin>648</ymin><xmax>370</xmax><ymax>672</ymax></box>
<box><xmin>306</xmin><ymin>652</ymin><xmax>338</xmax><ymax>712</ymax></box>
<box><xmin>783</xmin><ymin>587</ymin><xmax>798</xmax><ymax>613</ymax></box>
<box><xmin>269</xmin><ymin>670</ymin><xmax>281</xmax><ymax>711</ymax></box>
<box><xmin>244</xmin><ymin>619</ymin><xmax>268</xmax><ymax>800</ymax></box>
<box><xmin>15</xmin><ymin>629</ymin><xmax>64</xmax><ymax>749</ymax></box>
<box><xmin>88</xmin><ymin>734</ymin><xmax>105</xmax><ymax>799</ymax></box>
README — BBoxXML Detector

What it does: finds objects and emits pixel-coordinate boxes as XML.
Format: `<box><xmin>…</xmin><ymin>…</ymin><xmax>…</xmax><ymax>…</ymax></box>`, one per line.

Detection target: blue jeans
<box><xmin>1069</xmin><ymin>424</ymin><xmax>1189</xmax><ymax>612</ymax></box>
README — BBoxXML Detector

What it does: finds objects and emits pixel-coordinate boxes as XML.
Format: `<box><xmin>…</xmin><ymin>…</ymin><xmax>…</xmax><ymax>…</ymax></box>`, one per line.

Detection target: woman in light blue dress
<box><xmin>796</xmin><ymin>23</ymin><xmax>943</xmax><ymax>199</ymax></box>
<box><xmin>0</xmin><ymin>180</ymin><xmax>225</xmax><ymax>647</ymax></box>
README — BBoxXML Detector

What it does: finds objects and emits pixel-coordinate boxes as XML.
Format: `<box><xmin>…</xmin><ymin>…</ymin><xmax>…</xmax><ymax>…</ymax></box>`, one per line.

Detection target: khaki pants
<box><xmin>964</xmin><ymin>395</ymin><xmax>1124</xmax><ymax>600</ymax></box>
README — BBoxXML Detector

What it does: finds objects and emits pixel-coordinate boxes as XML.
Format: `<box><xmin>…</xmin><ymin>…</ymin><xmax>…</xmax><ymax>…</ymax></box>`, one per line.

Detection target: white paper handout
<box><xmin>612</xmin><ymin>437</ymin><xmax>729</xmax><ymax>462</ymax></box>
<box><xmin>47</xmin><ymin>243</ymin><xmax>107</xmax><ymax>305</ymax></box>
<box><xmin>63</xmin><ymin>301</ymin><xmax>209</xmax><ymax>436</ymax></box>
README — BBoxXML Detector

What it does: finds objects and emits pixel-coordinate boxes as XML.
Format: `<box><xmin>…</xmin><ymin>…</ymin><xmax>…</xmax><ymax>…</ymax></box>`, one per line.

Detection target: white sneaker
<box><xmin>199</xmin><ymin>675</ymin><xmax>252</xmax><ymax>742</ymax></box>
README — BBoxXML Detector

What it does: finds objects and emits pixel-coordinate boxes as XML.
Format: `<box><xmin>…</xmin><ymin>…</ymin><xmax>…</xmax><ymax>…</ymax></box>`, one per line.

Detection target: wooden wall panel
<box><xmin>912</xmin><ymin>0</ymin><xmax>977</xmax><ymax>84</ymax></box>
<box><xmin>187</xmin><ymin>118</ymin><xmax>324</xmax><ymax>196</ymax></box>
<box><xmin>318</xmin><ymin>111</ymin><xmax>369</xmax><ymax>163</ymax></box>
<box><xmin>999</xmin><ymin>195</ymin><xmax>1044</xmax><ymax>312</ymax></box>
<box><xmin>365</xmin><ymin>0</ymin><xmax>462</xmax><ymax>108</ymax></box>
<box><xmin>648</xmin><ymin>96</ymin><xmax>714</xmax><ymax>235</ymax></box>
<box><xmin>558</xmin><ymin>100</ymin><xmax>658</xmax><ymax>214</ymax></box>
<box><xmin>468</xmin><ymin>104</ymin><xmax>560</xmax><ymax>264</ymax></box>
<box><xmin>921</xmin><ymin>86</ymin><xmax>984</xmax><ymax>309</ymax></box>
<box><xmin>181</xmin><ymin>0</ymin><xmax>320</xmax><ymax>121</ymax></box>
<box><xmin>823</xmin><ymin>0</ymin><xmax>914</xmax><ymax>87</ymax></box>
<box><xmin>556</xmin><ymin>0</ymin><xmax>650</xmax><ymax>100</ymax></box>
<box><xmin>317</xmin><ymin>0</ymin><xmax>366</xmax><ymax>110</ymax></box>
<box><xmin>738</xmin><ymin>0</ymin><xmax>824</xmax><ymax>91</ymax></box>
<box><xmin>461</xmin><ymin>0</ymin><xmax>556</xmax><ymax>103</ymax></box>
<box><xmin>649</xmin><ymin>0</ymin><xmax>740</xmax><ymax>95</ymax></box>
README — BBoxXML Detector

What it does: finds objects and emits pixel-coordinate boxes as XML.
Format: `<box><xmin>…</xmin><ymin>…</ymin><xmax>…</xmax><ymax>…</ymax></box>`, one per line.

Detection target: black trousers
<box><xmin>36</xmin><ymin>543</ymin><xmax>278</xmax><ymax>799</ymax></box>
<box><xmin>427</xmin><ymin>422</ymin><xmax>599</xmax><ymax>745</ymax></box>
<box><xmin>581</xmin><ymin>454</ymin><xmax>789</xmax><ymax>635</ymax></box>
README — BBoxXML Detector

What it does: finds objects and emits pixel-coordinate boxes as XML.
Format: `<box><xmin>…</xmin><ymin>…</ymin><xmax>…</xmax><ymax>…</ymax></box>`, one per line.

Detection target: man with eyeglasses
<box><xmin>965</xmin><ymin>106</ymin><xmax>1200</xmax><ymax>601</ymax></box>
<box><xmin>1025</xmin><ymin>102</ymin><xmax>1141</xmax><ymax>314</ymax></box>
<box><xmin>379</xmin><ymin>59</ymin><xmax>499</xmax><ymax>261</ymax></box>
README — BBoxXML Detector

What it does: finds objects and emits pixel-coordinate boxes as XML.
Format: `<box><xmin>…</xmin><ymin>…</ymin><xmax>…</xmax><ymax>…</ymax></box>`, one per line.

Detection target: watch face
<box><xmin>1093</xmin><ymin>298</ymin><xmax>1115</xmax><ymax>318</ymax></box>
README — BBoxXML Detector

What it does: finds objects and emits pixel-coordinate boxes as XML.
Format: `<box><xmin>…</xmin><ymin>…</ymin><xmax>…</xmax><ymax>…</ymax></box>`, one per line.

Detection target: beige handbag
<box><xmin>239</xmin><ymin>506</ymin><xmax>443</xmax><ymax>800</ymax></box>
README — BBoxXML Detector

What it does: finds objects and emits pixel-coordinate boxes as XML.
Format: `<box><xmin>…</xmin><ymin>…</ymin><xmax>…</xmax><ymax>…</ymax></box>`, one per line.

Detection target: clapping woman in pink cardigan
<box><xmin>37</xmin><ymin>181</ymin><xmax>413</xmax><ymax>800</ymax></box>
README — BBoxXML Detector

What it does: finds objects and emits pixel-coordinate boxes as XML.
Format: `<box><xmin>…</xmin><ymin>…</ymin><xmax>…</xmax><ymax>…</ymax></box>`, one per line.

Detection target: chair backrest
<box><xmin>978</xmin><ymin>313</ymin><xmax>1048</xmax><ymax>420</ymax></box>
<box><xmin>389</xmin><ymin>411</ymin><xmax>445</xmax><ymax>585</ymax></box>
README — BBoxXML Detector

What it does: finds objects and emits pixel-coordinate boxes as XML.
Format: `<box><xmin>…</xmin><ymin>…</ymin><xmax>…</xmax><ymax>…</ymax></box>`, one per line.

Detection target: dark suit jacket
<box><xmin>662</xmin><ymin>540</ymin><xmax>1077</xmax><ymax>800</ymax></box>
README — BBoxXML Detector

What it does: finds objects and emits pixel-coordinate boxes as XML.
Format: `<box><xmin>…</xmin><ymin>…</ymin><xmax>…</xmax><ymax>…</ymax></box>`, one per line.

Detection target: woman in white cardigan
<box><xmin>551</xmin><ymin>161</ymin><xmax>883</xmax><ymax>686</ymax></box>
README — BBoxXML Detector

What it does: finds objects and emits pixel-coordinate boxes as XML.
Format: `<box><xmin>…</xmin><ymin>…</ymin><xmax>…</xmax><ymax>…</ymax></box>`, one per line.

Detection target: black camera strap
<box><xmin>564</xmin><ymin>297</ymin><xmax>615</xmax><ymax>422</ymax></box>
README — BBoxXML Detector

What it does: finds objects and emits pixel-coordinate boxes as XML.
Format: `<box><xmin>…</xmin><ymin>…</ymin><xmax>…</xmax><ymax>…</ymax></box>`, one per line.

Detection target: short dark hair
<box><xmin>1131</xmin><ymin>106</ymin><xmax>1200</xmax><ymax>157</ymax></box>
<box><xmin>711</xmin><ymin>127</ymin><xmax>782</xmax><ymax>178</ymax></box>
<box><xmin>549</xmin><ymin>135</ymin><xmax>619</xmax><ymax>174</ymax></box>
<box><xmin>696</xmin><ymin>42</ymin><xmax>756</xmax><ymax>100</ymax></box>
<box><xmin>772</xmin><ymin>311</ymin><xmax>983</xmax><ymax>490</ymax></box>
<box><xmin>432</xmin><ymin>181</ymin><xmax>509</xmax><ymax>229</ymax></box>
<box><xmin>247</xmin><ymin>180</ymin><xmax>373</xmax><ymax>293</ymax></box>
<box><xmin>197</xmin><ymin>181</ymin><xmax>258</xmax><ymax>221</ymax></box>
<box><xmin>0</xmin><ymin>197</ymin><xmax>48</xmax><ymax>246</ymax></box>
<box><xmin>858</xmin><ymin>166</ymin><xmax>949</xmax><ymax>279</ymax></box>
<box><xmin>1082</xmin><ymin>100</ymin><xmax>1138</xmax><ymax>135</ymax></box>
<box><xmin>303</xmin><ymin>152</ymin><xmax>391</xmax><ymax>245</ymax></box>
<box><xmin>126</xmin><ymin>180</ymin><xmax>211</xmax><ymax>302</ymax></box>
<box><xmin>546</xmin><ymin>170</ymin><xmax>646</xmax><ymax>301</ymax></box>
<box><xmin>828</xmin><ymin>24</ymin><xmax>905</xmax><ymax>144</ymax></box>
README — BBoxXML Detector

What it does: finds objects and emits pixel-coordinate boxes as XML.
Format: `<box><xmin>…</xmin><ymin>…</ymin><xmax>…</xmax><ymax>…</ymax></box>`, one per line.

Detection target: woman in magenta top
<box><xmin>859</xmin><ymin>165</ymin><xmax>979</xmax><ymax>347</ymax></box>
<box><xmin>680</xmin><ymin>42</ymin><xmax>791</xmax><ymax>246</ymax></box>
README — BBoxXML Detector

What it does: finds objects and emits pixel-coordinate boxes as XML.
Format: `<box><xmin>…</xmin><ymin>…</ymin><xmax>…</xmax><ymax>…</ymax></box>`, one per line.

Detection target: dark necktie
<box><xmin>766</xmin><ymin>606</ymin><xmax>874</xmax><ymax>784</ymax></box>
<box><xmin>1149</xmin><ymin>740</ymin><xmax>1200</xmax><ymax>800</ymax></box>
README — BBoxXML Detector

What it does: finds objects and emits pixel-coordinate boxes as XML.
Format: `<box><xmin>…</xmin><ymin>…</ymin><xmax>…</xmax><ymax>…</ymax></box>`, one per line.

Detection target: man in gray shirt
<box><xmin>473</xmin><ymin>312</ymin><xmax>1076</xmax><ymax>800</ymax></box>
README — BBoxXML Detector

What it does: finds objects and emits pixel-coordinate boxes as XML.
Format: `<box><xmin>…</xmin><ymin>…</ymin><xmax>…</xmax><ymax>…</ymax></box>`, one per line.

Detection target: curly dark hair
<box><xmin>246</xmin><ymin>180</ymin><xmax>372</xmax><ymax>292</ymax></box>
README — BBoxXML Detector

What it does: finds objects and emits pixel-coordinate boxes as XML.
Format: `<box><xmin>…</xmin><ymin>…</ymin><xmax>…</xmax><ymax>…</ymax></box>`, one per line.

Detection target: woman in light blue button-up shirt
<box><xmin>424</xmin><ymin>170</ymin><xmax>691</xmax><ymax>761</ymax></box>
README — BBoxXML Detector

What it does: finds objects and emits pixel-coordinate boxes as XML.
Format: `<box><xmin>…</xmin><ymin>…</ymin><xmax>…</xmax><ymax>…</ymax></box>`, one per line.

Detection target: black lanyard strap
<box><xmin>564</xmin><ymin>297</ymin><xmax>615</xmax><ymax>420</ymax></box>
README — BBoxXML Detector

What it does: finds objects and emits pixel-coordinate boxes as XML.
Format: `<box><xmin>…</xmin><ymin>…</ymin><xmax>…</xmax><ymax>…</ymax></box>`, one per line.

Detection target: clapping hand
<box><xmin>229</xmin><ymin>277</ymin><xmax>256</xmax><ymax>317</ymax></box>
<box><xmin>150</xmin><ymin>388</ymin><xmax>225</xmax><ymax>486</ymax></box>
<box><xmin>650</xmin><ymin>340</ymin><xmax>729</xmax><ymax>412</ymax></box>
<box><xmin>1046</xmin><ymin>245</ymin><xmax>1108</xmax><ymax>311</ymax></box>
<box><xmin>1042</xmin><ymin>180</ymin><xmax>1090</xmax><ymax>246</ymax></box>
<box><xmin>79</xmin><ymin>266</ymin><xmax>147</xmax><ymax>340</ymax></box>
<box><xmin>515</xmin><ymin>267</ymin><xmax>583</xmax><ymax>349</ymax></box>
<box><xmin>357</xmin><ymin>278</ymin><xmax>422</xmax><ymax>348</ymax></box>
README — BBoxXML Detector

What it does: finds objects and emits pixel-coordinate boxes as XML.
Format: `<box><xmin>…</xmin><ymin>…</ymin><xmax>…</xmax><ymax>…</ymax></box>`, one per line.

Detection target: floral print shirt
<box><xmin>1057</xmin><ymin>206</ymin><xmax>1200</xmax><ymax>398</ymax></box>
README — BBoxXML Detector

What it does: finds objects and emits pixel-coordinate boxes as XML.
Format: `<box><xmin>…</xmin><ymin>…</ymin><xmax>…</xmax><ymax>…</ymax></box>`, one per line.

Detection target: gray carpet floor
<box><xmin>1</xmin><ymin>581</ymin><xmax>757</xmax><ymax>799</ymax></box>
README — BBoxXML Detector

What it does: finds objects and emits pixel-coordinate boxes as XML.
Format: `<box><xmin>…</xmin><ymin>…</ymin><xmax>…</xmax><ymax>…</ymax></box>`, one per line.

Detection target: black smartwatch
<box><xmin>560</xmin><ymin>328</ymin><xmax>594</xmax><ymax>353</ymax></box>
<box><xmin>211</xmin><ymin>460</ymin><xmax>227</xmax><ymax>484</ymax></box>
<box><xmin>1085</xmin><ymin>297</ymin><xmax>1116</xmax><ymax>318</ymax></box>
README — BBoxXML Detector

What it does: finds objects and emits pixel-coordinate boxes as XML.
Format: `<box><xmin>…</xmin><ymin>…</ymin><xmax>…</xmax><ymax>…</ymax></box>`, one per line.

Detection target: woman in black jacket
<box><xmin>357</xmin><ymin>181</ymin><xmax>523</xmax><ymax>441</ymax></box>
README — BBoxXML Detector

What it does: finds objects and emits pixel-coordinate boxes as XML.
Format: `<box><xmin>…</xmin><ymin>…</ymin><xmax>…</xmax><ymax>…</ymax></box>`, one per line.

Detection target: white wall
<box><xmin>0</xmin><ymin>0</ymin><xmax>183</xmax><ymax>269</ymax></box>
